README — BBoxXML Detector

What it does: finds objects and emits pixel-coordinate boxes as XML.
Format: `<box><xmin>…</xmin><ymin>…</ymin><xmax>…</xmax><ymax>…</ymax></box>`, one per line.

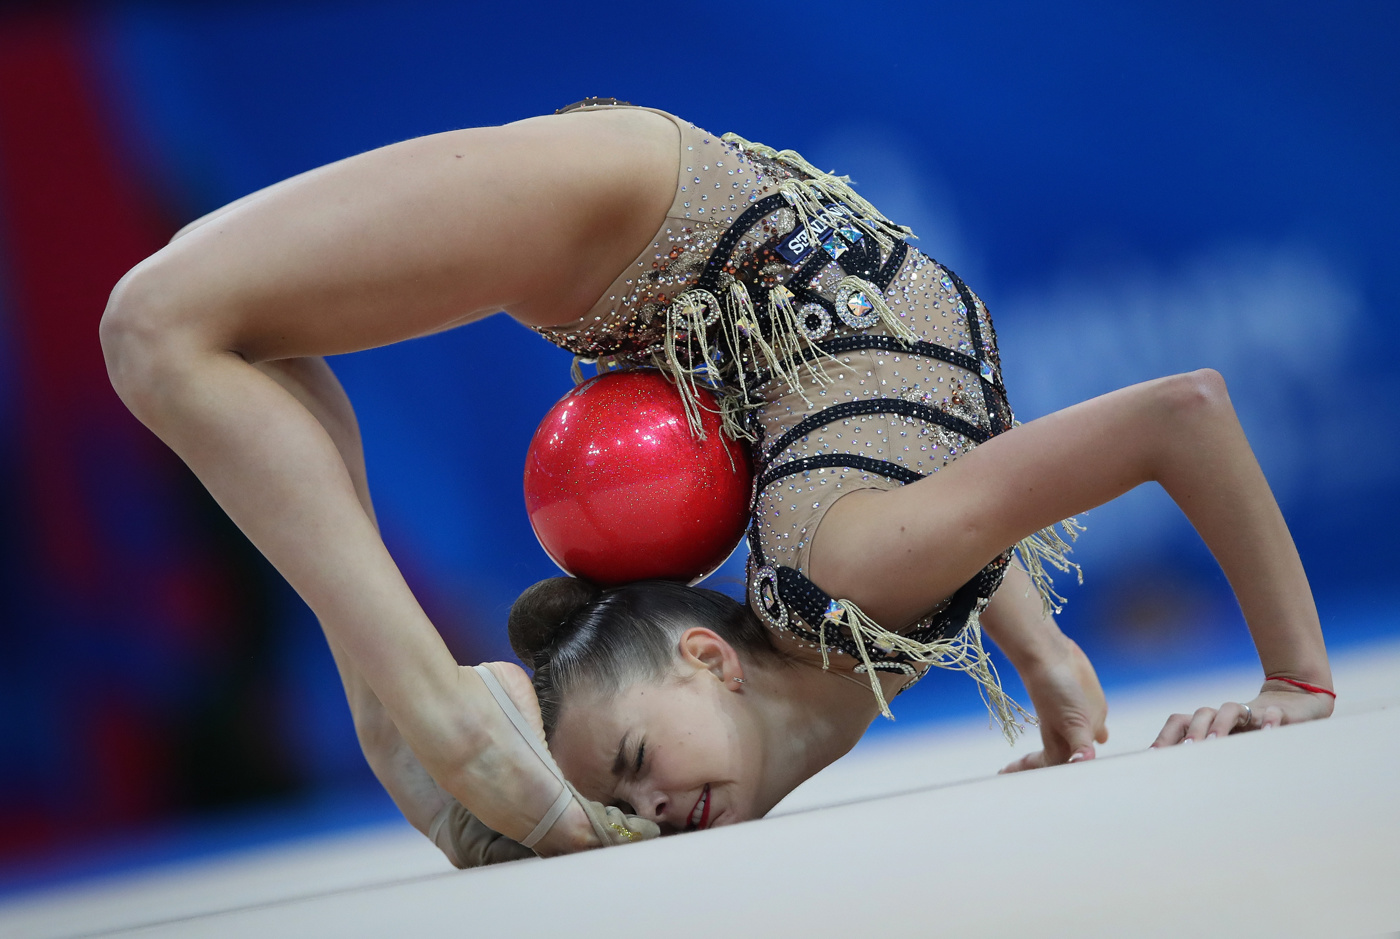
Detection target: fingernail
<box><xmin>1261</xmin><ymin>722</ymin><xmax>1272</xmax><ymax>731</ymax></box>
<box><xmin>1182</xmin><ymin>737</ymin><xmax>1193</xmax><ymax>744</ymax></box>
<box><xmin>1068</xmin><ymin>752</ymin><xmax>1084</xmax><ymax>763</ymax></box>
<box><xmin>1206</xmin><ymin>732</ymin><xmax>1217</xmax><ymax>741</ymax></box>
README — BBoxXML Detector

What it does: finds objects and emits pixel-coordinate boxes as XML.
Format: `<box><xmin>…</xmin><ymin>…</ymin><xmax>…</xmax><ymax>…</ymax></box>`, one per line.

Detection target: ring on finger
<box><xmin>1237</xmin><ymin>704</ymin><xmax>1252</xmax><ymax>729</ymax></box>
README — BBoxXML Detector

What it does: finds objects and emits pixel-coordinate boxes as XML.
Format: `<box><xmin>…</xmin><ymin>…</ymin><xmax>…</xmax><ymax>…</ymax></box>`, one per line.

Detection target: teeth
<box><xmin>689</xmin><ymin>787</ymin><xmax>708</xmax><ymax>827</ymax></box>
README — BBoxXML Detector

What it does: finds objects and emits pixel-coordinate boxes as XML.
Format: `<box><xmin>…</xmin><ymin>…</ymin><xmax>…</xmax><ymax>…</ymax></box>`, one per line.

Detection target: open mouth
<box><xmin>686</xmin><ymin>784</ymin><xmax>711</xmax><ymax>831</ymax></box>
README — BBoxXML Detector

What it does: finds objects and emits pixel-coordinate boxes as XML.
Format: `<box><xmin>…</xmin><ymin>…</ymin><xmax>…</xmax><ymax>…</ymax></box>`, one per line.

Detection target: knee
<box><xmin>99</xmin><ymin>255</ymin><xmax>202</xmax><ymax>419</ymax></box>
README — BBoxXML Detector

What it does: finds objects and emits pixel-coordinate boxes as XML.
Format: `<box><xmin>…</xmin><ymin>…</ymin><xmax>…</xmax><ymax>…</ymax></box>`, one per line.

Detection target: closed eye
<box><xmin>612</xmin><ymin>734</ymin><xmax>647</xmax><ymax>783</ymax></box>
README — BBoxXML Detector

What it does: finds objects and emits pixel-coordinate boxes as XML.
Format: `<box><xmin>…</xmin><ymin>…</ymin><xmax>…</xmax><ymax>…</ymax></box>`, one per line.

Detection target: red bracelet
<box><xmin>1265</xmin><ymin>675</ymin><xmax>1337</xmax><ymax>698</ymax></box>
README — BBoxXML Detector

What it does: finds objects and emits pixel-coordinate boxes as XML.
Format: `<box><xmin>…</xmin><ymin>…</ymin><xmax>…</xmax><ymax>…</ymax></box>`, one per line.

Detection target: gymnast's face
<box><xmin>551</xmin><ymin>629</ymin><xmax>764</xmax><ymax>834</ymax></box>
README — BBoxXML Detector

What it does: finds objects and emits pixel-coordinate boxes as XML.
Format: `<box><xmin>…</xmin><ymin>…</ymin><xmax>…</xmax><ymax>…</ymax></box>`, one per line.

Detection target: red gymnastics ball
<box><xmin>523</xmin><ymin>369</ymin><xmax>752</xmax><ymax>587</ymax></box>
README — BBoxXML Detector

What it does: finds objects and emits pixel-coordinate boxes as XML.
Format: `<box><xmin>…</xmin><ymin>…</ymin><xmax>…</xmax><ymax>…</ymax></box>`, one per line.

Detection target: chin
<box><xmin>713</xmin><ymin>802</ymin><xmax>760</xmax><ymax>828</ymax></box>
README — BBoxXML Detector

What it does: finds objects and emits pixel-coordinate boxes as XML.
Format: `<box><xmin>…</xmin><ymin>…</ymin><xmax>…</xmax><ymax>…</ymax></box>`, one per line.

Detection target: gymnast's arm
<box><xmin>819</xmin><ymin>369</ymin><xmax>1333</xmax><ymax>738</ymax></box>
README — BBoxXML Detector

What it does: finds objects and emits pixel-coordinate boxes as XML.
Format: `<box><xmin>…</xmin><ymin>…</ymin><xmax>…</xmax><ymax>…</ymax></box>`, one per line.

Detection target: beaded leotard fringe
<box><xmin>656</xmin><ymin>132</ymin><xmax>918</xmax><ymax>445</ymax></box>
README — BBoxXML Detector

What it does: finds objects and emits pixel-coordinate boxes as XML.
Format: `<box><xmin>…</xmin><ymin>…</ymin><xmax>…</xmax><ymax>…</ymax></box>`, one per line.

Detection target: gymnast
<box><xmin>99</xmin><ymin>100</ymin><xmax>1335</xmax><ymax>866</ymax></box>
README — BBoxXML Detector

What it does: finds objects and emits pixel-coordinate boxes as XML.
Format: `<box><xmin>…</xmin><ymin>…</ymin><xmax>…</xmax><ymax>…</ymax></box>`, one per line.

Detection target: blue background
<box><xmin>0</xmin><ymin>0</ymin><xmax>1395</xmax><ymax>892</ymax></box>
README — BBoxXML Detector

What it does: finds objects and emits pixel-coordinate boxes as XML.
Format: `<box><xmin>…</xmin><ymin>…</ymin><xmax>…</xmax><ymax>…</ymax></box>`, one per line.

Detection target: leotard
<box><xmin>536</xmin><ymin>100</ymin><xmax>1079</xmax><ymax>727</ymax></box>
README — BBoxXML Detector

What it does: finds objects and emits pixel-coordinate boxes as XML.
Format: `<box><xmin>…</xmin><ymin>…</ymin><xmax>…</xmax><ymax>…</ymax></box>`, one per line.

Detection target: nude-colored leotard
<box><xmin>535</xmin><ymin>100</ymin><xmax>1079</xmax><ymax>728</ymax></box>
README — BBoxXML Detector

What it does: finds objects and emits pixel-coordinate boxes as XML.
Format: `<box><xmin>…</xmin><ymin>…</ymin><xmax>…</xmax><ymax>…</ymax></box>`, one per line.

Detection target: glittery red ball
<box><xmin>524</xmin><ymin>370</ymin><xmax>752</xmax><ymax>587</ymax></box>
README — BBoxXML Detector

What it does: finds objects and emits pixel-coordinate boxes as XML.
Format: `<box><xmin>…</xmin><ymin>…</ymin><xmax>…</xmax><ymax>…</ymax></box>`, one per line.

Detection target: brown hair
<box><xmin>508</xmin><ymin>578</ymin><xmax>780</xmax><ymax>735</ymax></box>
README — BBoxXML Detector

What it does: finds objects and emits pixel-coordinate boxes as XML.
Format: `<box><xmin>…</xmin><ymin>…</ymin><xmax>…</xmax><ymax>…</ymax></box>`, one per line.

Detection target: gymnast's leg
<box><xmin>98</xmin><ymin>107</ymin><xmax>677</xmax><ymax>853</ymax></box>
<box><xmin>252</xmin><ymin>356</ymin><xmax>451</xmax><ymax>835</ymax></box>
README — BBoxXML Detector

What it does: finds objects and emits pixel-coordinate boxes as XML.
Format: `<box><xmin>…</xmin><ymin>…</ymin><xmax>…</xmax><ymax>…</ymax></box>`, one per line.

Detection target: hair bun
<box><xmin>508</xmin><ymin>577</ymin><xmax>600</xmax><ymax>666</ymax></box>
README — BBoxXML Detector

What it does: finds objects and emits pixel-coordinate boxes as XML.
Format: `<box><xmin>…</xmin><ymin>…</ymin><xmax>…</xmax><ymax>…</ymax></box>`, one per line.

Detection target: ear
<box><xmin>676</xmin><ymin>627</ymin><xmax>744</xmax><ymax>688</ymax></box>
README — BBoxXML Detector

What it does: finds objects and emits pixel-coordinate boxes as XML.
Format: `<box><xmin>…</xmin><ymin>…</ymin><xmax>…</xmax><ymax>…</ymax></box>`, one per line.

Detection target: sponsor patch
<box><xmin>773</xmin><ymin>205</ymin><xmax>852</xmax><ymax>265</ymax></box>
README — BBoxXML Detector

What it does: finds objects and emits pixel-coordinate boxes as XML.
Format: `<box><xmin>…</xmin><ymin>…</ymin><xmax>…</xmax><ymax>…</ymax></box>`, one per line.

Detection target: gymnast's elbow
<box><xmin>1154</xmin><ymin>368</ymin><xmax>1230</xmax><ymax>419</ymax></box>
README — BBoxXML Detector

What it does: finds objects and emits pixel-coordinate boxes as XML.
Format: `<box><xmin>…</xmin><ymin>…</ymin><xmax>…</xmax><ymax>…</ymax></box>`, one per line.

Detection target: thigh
<box><xmin>127</xmin><ymin>108</ymin><xmax>678</xmax><ymax>362</ymax></box>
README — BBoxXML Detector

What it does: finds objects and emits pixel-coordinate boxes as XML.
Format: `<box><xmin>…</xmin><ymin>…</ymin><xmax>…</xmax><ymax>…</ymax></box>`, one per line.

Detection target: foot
<box><xmin>448</xmin><ymin>662</ymin><xmax>596</xmax><ymax>855</ymax></box>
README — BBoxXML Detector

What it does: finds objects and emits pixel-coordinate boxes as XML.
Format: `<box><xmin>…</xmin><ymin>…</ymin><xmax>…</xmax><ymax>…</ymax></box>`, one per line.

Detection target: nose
<box><xmin>620</xmin><ymin>786</ymin><xmax>669</xmax><ymax>825</ymax></box>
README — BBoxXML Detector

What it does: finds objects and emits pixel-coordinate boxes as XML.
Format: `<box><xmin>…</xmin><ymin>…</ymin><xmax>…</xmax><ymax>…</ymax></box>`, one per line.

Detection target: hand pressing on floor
<box><xmin>1150</xmin><ymin>679</ymin><xmax>1335</xmax><ymax>747</ymax></box>
<box><xmin>997</xmin><ymin>633</ymin><xmax>1108</xmax><ymax>774</ymax></box>
<box><xmin>979</xmin><ymin>566</ymin><xmax>1109</xmax><ymax>775</ymax></box>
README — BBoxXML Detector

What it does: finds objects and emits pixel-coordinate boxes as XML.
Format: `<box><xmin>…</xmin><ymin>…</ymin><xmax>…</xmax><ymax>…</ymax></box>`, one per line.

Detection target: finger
<box><xmin>1207</xmin><ymin>702</ymin><xmax>1249</xmax><ymax>739</ymax></box>
<box><xmin>1096</xmin><ymin>722</ymin><xmax>1110</xmax><ymax>745</ymax></box>
<box><xmin>1184</xmin><ymin>707</ymin><xmax>1217</xmax><ymax>742</ymax></box>
<box><xmin>1057</xmin><ymin>720</ymin><xmax>1100</xmax><ymax>766</ymax></box>
<box><xmin>999</xmin><ymin>751</ymin><xmax>1047</xmax><ymax>774</ymax></box>
<box><xmin>1260</xmin><ymin>704</ymin><xmax>1285</xmax><ymax>730</ymax></box>
<box><xmin>1152</xmin><ymin>713</ymin><xmax>1190</xmax><ymax>748</ymax></box>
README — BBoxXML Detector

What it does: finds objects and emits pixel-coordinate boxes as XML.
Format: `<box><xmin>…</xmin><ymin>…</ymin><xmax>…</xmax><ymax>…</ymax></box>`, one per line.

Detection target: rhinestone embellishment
<box><xmin>798</xmin><ymin>303</ymin><xmax>833</xmax><ymax>340</ymax></box>
<box><xmin>834</xmin><ymin>285</ymin><xmax>880</xmax><ymax>329</ymax></box>
<box><xmin>699</xmin><ymin>293</ymin><xmax>723</xmax><ymax>327</ymax></box>
<box><xmin>749</xmin><ymin>565</ymin><xmax>789</xmax><ymax>630</ymax></box>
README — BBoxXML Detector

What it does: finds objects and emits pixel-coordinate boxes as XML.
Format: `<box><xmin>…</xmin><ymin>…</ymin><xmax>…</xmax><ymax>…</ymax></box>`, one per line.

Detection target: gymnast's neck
<box><xmin>746</xmin><ymin>655</ymin><xmax>891</xmax><ymax>817</ymax></box>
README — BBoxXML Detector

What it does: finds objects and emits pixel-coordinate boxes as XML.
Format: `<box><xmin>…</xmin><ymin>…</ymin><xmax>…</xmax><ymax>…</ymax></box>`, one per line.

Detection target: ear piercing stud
<box><xmin>732</xmin><ymin>677</ymin><xmax>745</xmax><ymax>685</ymax></box>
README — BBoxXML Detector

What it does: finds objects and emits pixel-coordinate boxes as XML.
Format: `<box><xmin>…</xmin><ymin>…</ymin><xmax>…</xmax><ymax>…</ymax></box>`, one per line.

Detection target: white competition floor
<box><xmin>4</xmin><ymin>640</ymin><xmax>1399</xmax><ymax>939</ymax></box>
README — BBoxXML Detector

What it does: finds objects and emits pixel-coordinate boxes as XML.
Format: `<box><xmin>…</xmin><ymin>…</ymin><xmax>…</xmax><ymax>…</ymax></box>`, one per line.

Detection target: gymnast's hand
<box><xmin>1150</xmin><ymin>681</ymin><xmax>1335</xmax><ymax>747</ymax></box>
<box><xmin>998</xmin><ymin>635</ymin><xmax>1109</xmax><ymax>774</ymax></box>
